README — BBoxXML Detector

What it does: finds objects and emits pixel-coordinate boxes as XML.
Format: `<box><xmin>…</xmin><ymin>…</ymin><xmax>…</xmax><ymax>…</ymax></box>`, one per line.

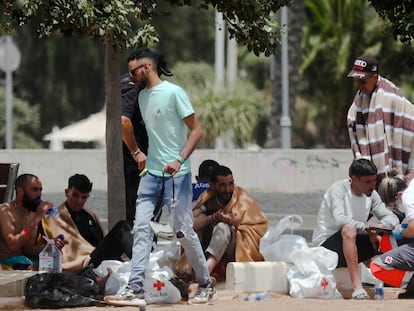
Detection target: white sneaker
<box><xmin>104</xmin><ymin>287</ymin><xmax>146</xmax><ymax>307</ymax></box>
<box><xmin>189</xmin><ymin>279</ymin><xmax>217</xmax><ymax>303</ymax></box>
<box><xmin>108</xmin><ymin>287</ymin><xmax>145</xmax><ymax>301</ymax></box>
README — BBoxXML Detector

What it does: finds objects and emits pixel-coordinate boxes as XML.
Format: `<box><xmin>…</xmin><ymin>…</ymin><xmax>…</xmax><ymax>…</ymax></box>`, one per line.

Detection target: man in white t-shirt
<box><xmin>312</xmin><ymin>159</ymin><xmax>399</xmax><ymax>299</ymax></box>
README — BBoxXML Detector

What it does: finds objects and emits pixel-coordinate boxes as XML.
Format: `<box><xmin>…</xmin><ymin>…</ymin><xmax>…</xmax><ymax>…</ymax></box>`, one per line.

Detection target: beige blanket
<box><xmin>41</xmin><ymin>202</ymin><xmax>106</xmax><ymax>271</ymax></box>
<box><xmin>193</xmin><ymin>186</ymin><xmax>268</xmax><ymax>261</ymax></box>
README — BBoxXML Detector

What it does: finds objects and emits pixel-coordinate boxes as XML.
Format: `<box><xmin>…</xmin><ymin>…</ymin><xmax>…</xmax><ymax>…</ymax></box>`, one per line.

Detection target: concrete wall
<box><xmin>0</xmin><ymin>149</ymin><xmax>353</xmax><ymax>193</ymax></box>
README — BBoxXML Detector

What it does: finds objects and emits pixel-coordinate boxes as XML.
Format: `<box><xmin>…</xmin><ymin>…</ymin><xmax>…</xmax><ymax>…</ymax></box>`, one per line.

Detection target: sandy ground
<box><xmin>1</xmin><ymin>289</ymin><xmax>411</xmax><ymax>311</ymax></box>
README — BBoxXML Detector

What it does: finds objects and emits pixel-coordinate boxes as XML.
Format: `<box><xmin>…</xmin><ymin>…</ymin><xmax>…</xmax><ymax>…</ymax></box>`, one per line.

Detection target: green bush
<box><xmin>170</xmin><ymin>62</ymin><xmax>268</xmax><ymax>148</ymax></box>
<box><xmin>0</xmin><ymin>87</ymin><xmax>42</xmax><ymax>148</ymax></box>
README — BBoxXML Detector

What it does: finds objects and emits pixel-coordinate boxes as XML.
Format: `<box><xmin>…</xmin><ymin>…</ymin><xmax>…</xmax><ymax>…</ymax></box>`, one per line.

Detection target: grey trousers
<box><xmin>205</xmin><ymin>222</ymin><xmax>236</xmax><ymax>262</ymax></box>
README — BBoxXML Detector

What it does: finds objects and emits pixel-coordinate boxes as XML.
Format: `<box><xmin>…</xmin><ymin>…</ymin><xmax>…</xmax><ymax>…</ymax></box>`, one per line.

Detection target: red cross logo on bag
<box><xmin>153</xmin><ymin>280</ymin><xmax>165</xmax><ymax>291</ymax></box>
<box><xmin>320</xmin><ymin>277</ymin><xmax>329</xmax><ymax>290</ymax></box>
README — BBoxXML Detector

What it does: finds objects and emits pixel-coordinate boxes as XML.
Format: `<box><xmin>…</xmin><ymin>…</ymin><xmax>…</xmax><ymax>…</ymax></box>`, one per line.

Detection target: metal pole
<box><xmin>227</xmin><ymin>34</ymin><xmax>237</xmax><ymax>90</ymax></box>
<box><xmin>280</xmin><ymin>6</ymin><xmax>291</xmax><ymax>149</ymax></box>
<box><xmin>5</xmin><ymin>70</ymin><xmax>12</xmax><ymax>149</ymax></box>
<box><xmin>214</xmin><ymin>10</ymin><xmax>225</xmax><ymax>91</ymax></box>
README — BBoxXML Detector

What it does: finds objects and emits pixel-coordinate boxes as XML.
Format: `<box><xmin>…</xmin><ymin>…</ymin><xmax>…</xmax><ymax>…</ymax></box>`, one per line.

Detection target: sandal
<box><xmin>352</xmin><ymin>288</ymin><xmax>370</xmax><ymax>300</ymax></box>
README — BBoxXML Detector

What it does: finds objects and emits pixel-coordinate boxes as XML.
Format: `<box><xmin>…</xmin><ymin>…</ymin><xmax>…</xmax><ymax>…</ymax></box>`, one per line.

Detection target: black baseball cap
<box><xmin>347</xmin><ymin>55</ymin><xmax>378</xmax><ymax>79</ymax></box>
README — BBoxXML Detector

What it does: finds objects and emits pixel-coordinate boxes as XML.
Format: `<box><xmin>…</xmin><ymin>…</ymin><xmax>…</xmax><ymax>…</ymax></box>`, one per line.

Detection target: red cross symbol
<box><xmin>320</xmin><ymin>277</ymin><xmax>329</xmax><ymax>290</ymax></box>
<box><xmin>153</xmin><ymin>279</ymin><xmax>165</xmax><ymax>291</ymax></box>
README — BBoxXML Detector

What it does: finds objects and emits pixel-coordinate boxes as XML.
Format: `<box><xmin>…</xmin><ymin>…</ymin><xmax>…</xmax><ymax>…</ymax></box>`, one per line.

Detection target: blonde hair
<box><xmin>378</xmin><ymin>169</ymin><xmax>407</xmax><ymax>206</ymax></box>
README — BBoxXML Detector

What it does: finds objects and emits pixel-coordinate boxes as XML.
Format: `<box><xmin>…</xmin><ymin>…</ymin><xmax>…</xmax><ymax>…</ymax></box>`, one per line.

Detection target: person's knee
<box><xmin>114</xmin><ymin>220</ymin><xmax>132</xmax><ymax>232</ymax></box>
<box><xmin>213</xmin><ymin>222</ymin><xmax>232</xmax><ymax>243</ymax></box>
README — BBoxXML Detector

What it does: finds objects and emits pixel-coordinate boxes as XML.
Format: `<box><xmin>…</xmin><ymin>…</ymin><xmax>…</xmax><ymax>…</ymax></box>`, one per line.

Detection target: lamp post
<box><xmin>0</xmin><ymin>36</ymin><xmax>21</xmax><ymax>149</ymax></box>
<box><xmin>280</xmin><ymin>6</ymin><xmax>291</xmax><ymax>149</ymax></box>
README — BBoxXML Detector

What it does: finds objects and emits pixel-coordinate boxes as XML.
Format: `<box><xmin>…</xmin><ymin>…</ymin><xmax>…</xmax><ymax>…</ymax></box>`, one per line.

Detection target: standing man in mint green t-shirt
<box><xmin>115</xmin><ymin>48</ymin><xmax>216</xmax><ymax>304</ymax></box>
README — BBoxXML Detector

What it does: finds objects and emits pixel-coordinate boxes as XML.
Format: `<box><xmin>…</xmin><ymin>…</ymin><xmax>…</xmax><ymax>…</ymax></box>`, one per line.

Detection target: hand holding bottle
<box><xmin>35</xmin><ymin>199</ymin><xmax>60</xmax><ymax>218</ymax></box>
<box><xmin>53</xmin><ymin>234</ymin><xmax>68</xmax><ymax>250</ymax></box>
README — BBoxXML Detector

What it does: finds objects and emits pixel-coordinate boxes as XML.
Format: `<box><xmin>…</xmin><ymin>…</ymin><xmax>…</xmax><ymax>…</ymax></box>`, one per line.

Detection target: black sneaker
<box><xmin>189</xmin><ymin>279</ymin><xmax>217</xmax><ymax>303</ymax></box>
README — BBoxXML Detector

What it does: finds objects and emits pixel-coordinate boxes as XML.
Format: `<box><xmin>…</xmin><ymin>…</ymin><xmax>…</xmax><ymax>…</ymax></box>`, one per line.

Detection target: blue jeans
<box><xmin>128</xmin><ymin>172</ymin><xmax>210</xmax><ymax>291</ymax></box>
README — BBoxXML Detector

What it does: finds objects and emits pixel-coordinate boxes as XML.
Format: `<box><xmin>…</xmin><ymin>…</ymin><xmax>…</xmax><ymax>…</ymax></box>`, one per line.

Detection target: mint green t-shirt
<box><xmin>139</xmin><ymin>81</ymin><xmax>194</xmax><ymax>177</ymax></box>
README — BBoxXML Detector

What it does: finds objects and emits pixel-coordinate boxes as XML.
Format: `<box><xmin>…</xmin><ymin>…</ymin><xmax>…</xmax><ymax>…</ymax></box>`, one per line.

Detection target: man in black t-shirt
<box><xmin>121</xmin><ymin>73</ymin><xmax>148</xmax><ymax>226</ymax></box>
<box><xmin>42</xmin><ymin>174</ymin><xmax>133</xmax><ymax>271</ymax></box>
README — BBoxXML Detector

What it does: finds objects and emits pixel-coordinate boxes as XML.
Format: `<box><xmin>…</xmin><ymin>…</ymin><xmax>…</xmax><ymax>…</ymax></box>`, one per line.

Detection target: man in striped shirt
<box><xmin>347</xmin><ymin>55</ymin><xmax>414</xmax><ymax>184</ymax></box>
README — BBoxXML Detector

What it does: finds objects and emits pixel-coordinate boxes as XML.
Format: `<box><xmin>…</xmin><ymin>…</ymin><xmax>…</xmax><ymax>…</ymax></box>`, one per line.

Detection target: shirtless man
<box><xmin>0</xmin><ymin>174</ymin><xmax>66</xmax><ymax>269</ymax></box>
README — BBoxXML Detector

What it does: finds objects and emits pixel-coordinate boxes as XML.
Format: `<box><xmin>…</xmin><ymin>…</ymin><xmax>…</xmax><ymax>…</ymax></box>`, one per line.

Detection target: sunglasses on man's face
<box><xmin>129</xmin><ymin>64</ymin><xmax>146</xmax><ymax>77</ymax></box>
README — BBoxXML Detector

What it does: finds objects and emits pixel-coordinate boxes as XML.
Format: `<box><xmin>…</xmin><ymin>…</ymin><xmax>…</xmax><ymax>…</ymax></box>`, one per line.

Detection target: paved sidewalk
<box><xmin>0</xmin><ymin>288</ymin><xmax>409</xmax><ymax>311</ymax></box>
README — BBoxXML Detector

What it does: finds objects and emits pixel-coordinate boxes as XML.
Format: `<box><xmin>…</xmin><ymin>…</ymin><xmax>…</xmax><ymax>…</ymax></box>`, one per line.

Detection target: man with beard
<box><xmin>176</xmin><ymin>165</ymin><xmax>268</xmax><ymax>280</ymax></box>
<box><xmin>116</xmin><ymin>47</ymin><xmax>215</xmax><ymax>304</ymax></box>
<box><xmin>312</xmin><ymin>159</ymin><xmax>399</xmax><ymax>299</ymax></box>
<box><xmin>0</xmin><ymin>174</ymin><xmax>67</xmax><ymax>270</ymax></box>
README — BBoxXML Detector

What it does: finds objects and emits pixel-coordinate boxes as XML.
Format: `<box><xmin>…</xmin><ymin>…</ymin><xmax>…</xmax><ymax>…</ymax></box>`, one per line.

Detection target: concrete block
<box><xmin>0</xmin><ymin>297</ymin><xmax>25</xmax><ymax>309</ymax></box>
<box><xmin>331</xmin><ymin>267</ymin><xmax>352</xmax><ymax>298</ymax></box>
<box><xmin>225</xmin><ymin>261</ymin><xmax>388</xmax><ymax>298</ymax></box>
<box><xmin>0</xmin><ymin>270</ymin><xmax>38</xmax><ymax>297</ymax></box>
<box><xmin>226</xmin><ymin>261</ymin><xmax>292</xmax><ymax>293</ymax></box>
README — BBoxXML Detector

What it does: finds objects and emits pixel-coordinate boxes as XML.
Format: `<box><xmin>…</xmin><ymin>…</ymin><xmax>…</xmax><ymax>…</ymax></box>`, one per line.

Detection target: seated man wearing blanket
<box><xmin>176</xmin><ymin>165</ymin><xmax>268</xmax><ymax>280</ymax></box>
<box><xmin>41</xmin><ymin>174</ymin><xmax>133</xmax><ymax>272</ymax></box>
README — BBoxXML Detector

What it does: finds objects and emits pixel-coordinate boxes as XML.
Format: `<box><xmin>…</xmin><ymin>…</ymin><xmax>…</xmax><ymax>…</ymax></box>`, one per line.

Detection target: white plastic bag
<box><xmin>97</xmin><ymin>249</ymin><xmax>182</xmax><ymax>303</ymax></box>
<box><xmin>143</xmin><ymin>275</ymin><xmax>181</xmax><ymax>304</ymax></box>
<box><xmin>287</xmin><ymin>247</ymin><xmax>342</xmax><ymax>299</ymax></box>
<box><xmin>259</xmin><ymin>215</ymin><xmax>309</xmax><ymax>262</ymax></box>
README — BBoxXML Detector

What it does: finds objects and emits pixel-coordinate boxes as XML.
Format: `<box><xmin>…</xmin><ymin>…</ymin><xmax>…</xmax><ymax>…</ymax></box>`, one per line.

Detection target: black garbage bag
<box><xmin>24</xmin><ymin>265</ymin><xmax>99</xmax><ymax>308</ymax></box>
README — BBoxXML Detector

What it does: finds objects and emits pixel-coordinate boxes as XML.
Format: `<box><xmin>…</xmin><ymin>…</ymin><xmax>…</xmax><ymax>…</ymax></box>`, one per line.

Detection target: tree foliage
<box><xmin>369</xmin><ymin>0</ymin><xmax>414</xmax><ymax>44</ymax></box>
<box><xmin>2</xmin><ymin>0</ymin><xmax>290</xmax><ymax>55</ymax></box>
<box><xmin>0</xmin><ymin>0</ymin><xmax>288</xmax><ymax>227</ymax></box>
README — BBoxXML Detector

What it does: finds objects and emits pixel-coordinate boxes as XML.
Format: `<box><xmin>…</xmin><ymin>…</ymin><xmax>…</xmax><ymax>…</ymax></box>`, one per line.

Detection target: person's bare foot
<box><xmin>188</xmin><ymin>283</ymin><xmax>199</xmax><ymax>299</ymax></box>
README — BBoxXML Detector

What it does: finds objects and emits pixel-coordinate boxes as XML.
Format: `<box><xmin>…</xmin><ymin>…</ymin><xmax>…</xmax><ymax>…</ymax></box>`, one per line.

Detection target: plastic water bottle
<box><xmin>374</xmin><ymin>280</ymin><xmax>384</xmax><ymax>300</ymax></box>
<box><xmin>36</xmin><ymin>199</ymin><xmax>60</xmax><ymax>218</ymax></box>
<box><xmin>46</xmin><ymin>205</ymin><xmax>60</xmax><ymax>218</ymax></box>
<box><xmin>39</xmin><ymin>236</ymin><xmax>62</xmax><ymax>273</ymax></box>
<box><xmin>243</xmin><ymin>291</ymin><xmax>270</xmax><ymax>301</ymax></box>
